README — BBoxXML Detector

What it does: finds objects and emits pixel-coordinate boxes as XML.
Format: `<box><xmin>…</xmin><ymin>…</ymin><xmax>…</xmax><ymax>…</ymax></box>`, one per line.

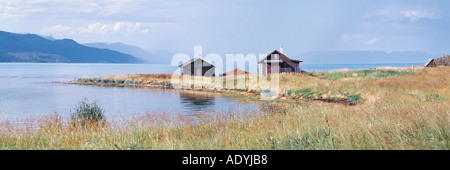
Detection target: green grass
<box><xmin>319</xmin><ymin>69</ymin><xmax>418</xmax><ymax>80</ymax></box>
<box><xmin>283</xmin><ymin>89</ymin><xmax>363</xmax><ymax>105</ymax></box>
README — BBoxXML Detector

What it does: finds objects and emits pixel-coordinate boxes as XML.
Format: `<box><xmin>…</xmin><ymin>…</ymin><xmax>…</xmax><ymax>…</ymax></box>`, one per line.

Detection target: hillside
<box><xmin>84</xmin><ymin>42</ymin><xmax>174</xmax><ymax>64</ymax></box>
<box><xmin>0</xmin><ymin>31</ymin><xmax>143</xmax><ymax>63</ymax></box>
<box><xmin>436</xmin><ymin>55</ymin><xmax>450</xmax><ymax>66</ymax></box>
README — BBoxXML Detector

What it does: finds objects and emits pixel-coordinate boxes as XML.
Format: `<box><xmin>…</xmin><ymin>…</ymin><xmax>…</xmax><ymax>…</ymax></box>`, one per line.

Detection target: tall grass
<box><xmin>0</xmin><ymin>99</ymin><xmax>447</xmax><ymax>150</ymax></box>
<box><xmin>319</xmin><ymin>69</ymin><xmax>418</xmax><ymax>80</ymax></box>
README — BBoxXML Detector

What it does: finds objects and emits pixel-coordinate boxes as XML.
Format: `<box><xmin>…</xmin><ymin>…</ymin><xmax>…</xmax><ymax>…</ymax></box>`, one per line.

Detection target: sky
<box><xmin>0</xmin><ymin>0</ymin><xmax>449</xmax><ymax>57</ymax></box>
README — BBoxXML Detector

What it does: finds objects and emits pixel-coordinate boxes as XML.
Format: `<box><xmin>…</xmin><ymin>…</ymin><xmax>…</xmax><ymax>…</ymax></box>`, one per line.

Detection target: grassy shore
<box><xmin>1</xmin><ymin>66</ymin><xmax>449</xmax><ymax>150</ymax></box>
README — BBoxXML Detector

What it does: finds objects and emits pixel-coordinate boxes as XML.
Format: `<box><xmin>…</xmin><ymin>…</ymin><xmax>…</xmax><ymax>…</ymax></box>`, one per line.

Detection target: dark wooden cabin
<box><xmin>179</xmin><ymin>57</ymin><xmax>215</xmax><ymax>76</ymax></box>
<box><xmin>258</xmin><ymin>46</ymin><xmax>302</xmax><ymax>75</ymax></box>
<box><xmin>424</xmin><ymin>59</ymin><xmax>438</xmax><ymax>67</ymax></box>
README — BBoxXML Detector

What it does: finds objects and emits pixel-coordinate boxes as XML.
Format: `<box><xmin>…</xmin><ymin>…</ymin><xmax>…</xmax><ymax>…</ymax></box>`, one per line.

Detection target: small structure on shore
<box><xmin>179</xmin><ymin>57</ymin><xmax>215</xmax><ymax>76</ymax></box>
<box><xmin>423</xmin><ymin>59</ymin><xmax>438</xmax><ymax>67</ymax></box>
<box><xmin>258</xmin><ymin>46</ymin><xmax>302</xmax><ymax>75</ymax></box>
<box><xmin>219</xmin><ymin>68</ymin><xmax>249</xmax><ymax>76</ymax></box>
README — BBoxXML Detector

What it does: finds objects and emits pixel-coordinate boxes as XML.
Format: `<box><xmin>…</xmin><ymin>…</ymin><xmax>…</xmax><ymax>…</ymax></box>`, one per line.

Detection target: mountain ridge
<box><xmin>0</xmin><ymin>30</ymin><xmax>143</xmax><ymax>63</ymax></box>
<box><xmin>83</xmin><ymin>42</ymin><xmax>174</xmax><ymax>64</ymax></box>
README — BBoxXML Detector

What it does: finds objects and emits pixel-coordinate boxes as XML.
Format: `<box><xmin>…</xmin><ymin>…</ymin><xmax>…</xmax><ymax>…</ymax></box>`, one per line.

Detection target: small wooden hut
<box><xmin>258</xmin><ymin>46</ymin><xmax>302</xmax><ymax>75</ymax></box>
<box><xmin>423</xmin><ymin>59</ymin><xmax>438</xmax><ymax>67</ymax></box>
<box><xmin>179</xmin><ymin>57</ymin><xmax>215</xmax><ymax>76</ymax></box>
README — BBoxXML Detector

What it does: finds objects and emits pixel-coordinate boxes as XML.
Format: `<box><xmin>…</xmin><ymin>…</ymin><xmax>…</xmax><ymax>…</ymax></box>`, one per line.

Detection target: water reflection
<box><xmin>0</xmin><ymin>63</ymin><xmax>261</xmax><ymax>121</ymax></box>
<box><xmin>180</xmin><ymin>92</ymin><xmax>216</xmax><ymax>113</ymax></box>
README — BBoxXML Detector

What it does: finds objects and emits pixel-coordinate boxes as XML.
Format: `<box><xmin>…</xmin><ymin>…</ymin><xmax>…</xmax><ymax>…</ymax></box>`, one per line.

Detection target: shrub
<box><xmin>70</xmin><ymin>98</ymin><xmax>106</xmax><ymax>127</ymax></box>
<box><xmin>158</xmin><ymin>74</ymin><xmax>168</xmax><ymax>79</ymax></box>
<box><xmin>101</xmin><ymin>78</ymin><xmax>115</xmax><ymax>83</ymax></box>
<box><xmin>114</xmin><ymin>79</ymin><xmax>125</xmax><ymax>84</ymax></box>
<box><xmin>124</xmin><ymin>80</ymin><xmax>133</xmax><ymax>84</ymax></box>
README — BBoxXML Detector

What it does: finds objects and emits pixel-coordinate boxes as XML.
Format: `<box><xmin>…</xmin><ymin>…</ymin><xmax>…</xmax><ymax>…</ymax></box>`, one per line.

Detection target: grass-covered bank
<box><xmin>70</xmin><ymin>67</ymin><xmax>434</xmax><ymax>105</ymax></box>
<box><xmin>0</xmin><ymin>100</ymin><xmax>448</xmax><ymax>150</ymax></box>
<box><xmin>1</xmin><ymin>66</ymin><xmax>448</xmax><ymax>150</ymax></box>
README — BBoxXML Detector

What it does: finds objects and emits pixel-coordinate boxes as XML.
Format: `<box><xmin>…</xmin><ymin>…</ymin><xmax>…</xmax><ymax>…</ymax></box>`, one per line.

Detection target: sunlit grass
<box><xmin>0</xmin><ymin>99</ymin><xmax>448</xmax><ymax>150</ymax></box>
<box><xmin>319</xmin><ymin>69</ymin><xmax>418</xmax><ymax>80</ymax></box>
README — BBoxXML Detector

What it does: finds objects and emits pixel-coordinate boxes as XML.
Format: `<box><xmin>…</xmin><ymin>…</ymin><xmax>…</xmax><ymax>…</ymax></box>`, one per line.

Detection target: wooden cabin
<box><xmin>424</xmin><ymin>59</ymin><xmax>438</xmax><ymax>67</ymax></box>
<box><xmin>179</xmin><ymin>57</ymin><xmax>215</xmax><ymax>76</ymax></box>
<box><xmin>258</xmin><ymin>46</ymin><xmax>302</xmax><ymax>75</ymax></box>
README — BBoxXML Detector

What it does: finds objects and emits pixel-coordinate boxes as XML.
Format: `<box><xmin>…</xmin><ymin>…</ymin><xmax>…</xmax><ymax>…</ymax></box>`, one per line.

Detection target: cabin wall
<box><xmin>267</xmin><ymin>63</ymin><xmax>281</xmax><ymax>74</ymax></box>
<box><xmin>258</xmin><ymin>62</ymin><xmax>267</xmax><ymax>75</ymax></box>
<box><xmin>427</xmin><ymin>61</ymin><xmax>438</xmax><ymax>67</ymax></box>
<box><xmin>258</xmin><ymin>51</ymin><xmax>302</xmax><ymax>75</ymax></box>
<box><xmin>180</xmin><ymin>61</ymin><xmax>215</xmax><ymax>76</ymax></box>
<box><xmin>202</xmin><ymin>67</ymin><xmax>215</xmax><ymax>76</ymax></box>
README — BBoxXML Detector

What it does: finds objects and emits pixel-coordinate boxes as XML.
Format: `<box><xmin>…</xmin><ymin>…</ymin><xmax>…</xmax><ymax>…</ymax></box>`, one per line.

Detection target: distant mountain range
<box><xmin>83</xmin><ymin>42</ymin><xmax>174</xmax><ymax>64</ymax></box>
<box><xmin>293</xmin><ymin>51</ymin><xmax>435</xmax><ymax>64</ymax></box>
<box><xmin>0</xmin><ymin>30</ymin><xmax>143</xmax><ymax>63</ymax></box>
<box><xmin>0</xmin><ymin>30</ymin><xmax>440</xmax><ymax>65</ymax></box>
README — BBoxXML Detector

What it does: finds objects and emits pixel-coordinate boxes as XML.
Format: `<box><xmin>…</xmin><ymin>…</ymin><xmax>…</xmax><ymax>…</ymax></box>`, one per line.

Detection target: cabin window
<box><xmin>272</xmin><ymin>54</ymin><xmax>279</xmax><ymax>60</ymax></box>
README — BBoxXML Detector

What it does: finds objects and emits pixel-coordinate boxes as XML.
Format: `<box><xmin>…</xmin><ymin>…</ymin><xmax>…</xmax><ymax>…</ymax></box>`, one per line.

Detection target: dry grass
<box><xmin>0</xmin><ymin>100</ymin><xmax>447</xmax><ymax>150</ymax></box>
<box><xmin>1</xmin><ymin>66</ymin><xmax>449</xmax><ymax>150</ymax></box>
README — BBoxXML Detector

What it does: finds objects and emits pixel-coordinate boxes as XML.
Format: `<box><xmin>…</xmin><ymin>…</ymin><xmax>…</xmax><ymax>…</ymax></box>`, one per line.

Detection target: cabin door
<box><xmin>196</xmin><ymin>67</ymin><xmax>202</xmax><ymax>76</ymax></box>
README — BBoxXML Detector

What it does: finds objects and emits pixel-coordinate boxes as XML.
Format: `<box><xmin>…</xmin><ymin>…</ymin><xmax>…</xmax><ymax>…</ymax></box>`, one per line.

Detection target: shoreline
<box><xmin>55</xmin><ymin>66</ymin><xmax>444</xmax><ymax>107</ymax></box>
<box><xmin>56</xmin><ymin>70</ymin><xmax>388</xmax><ymax>106</ymax></box>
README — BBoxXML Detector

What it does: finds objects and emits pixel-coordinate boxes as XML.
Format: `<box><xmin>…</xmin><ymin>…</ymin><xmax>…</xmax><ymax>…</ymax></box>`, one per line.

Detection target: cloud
<box><xmin>400</xmin><ymin>10</ymin><xmax>436</xmax><ymax>21</ymax></box>
<box><xmin>0</xmin><ymin>0</ymin><xmax>206</xmax><ymax>21</ymax></box>
<box><xmin>364</xmin><ymin>38</ymin><xmax>379</xmax><ymax>45</ymax></box>
<box><xmin>41</xmin><ymin>22</ymin><xmax>171</xmax><ymax>35</ymax></box>
<box><xmin>341</xmin><ymin>33</ymin><xmax>380</xmax><ymax>45</ymax></box>
<box><xmin>367</xmin><ymin>7</ymin><xmax>437</xmax><ymax>21</ymax></box>
<box><xmin>0</xmin><ymin>0</ymin><xmax>130</xmax><ymax>18</ymax></box>
<box><xmin>341</xmin><ymin>33</ymin><xmax>365</xmax><ymax>43</ymax></box>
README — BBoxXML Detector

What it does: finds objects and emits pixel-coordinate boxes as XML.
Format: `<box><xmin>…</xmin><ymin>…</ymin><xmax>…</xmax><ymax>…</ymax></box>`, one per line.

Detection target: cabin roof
<box><xmin>178</xmin><ymin>57</ymin><xmax>215</xmax><ymax>68</ymax></box>
<box><xmin>220</xmin><ymin>68</ymin><xmax>249</xmax><ymax>76</ymax></box>
<box><xmin>423</xmin><ymin>59</ymin><xmax>436</xmax><ymax>67</ymax></box>
<box><xmin>258</xmin><ymin>50</ymin><xmax>303</xmax><ymax>67</ymax></box>
<box><xmin>289</xmin><ymin>59</ymin><xmax>303</xmax><ymax>63</ymax></box>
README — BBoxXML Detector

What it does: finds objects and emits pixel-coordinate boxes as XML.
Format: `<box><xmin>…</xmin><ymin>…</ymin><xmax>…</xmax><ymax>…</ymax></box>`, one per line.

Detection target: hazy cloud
<box><xmin>365</xmin><ymin>38</ymin><xmax>379</xmax><ymax>45</ymax></box>
<box><xmin>341</xmin><ymin>33</ymin><xmax>380</xmax><ymax>45</ymax></box>
<box><xmin>400</xmin><ymin>10</ymin><xmax>436</xmax><ymax>21</ymax></box>
<box><xmin>369</xmin><ymin>8</ymin><xmax>437</xmax><ymax>21</ymax></box>
<box><xmin>1</xmin><ymin>0</ymin><xmax>449</xmax><ymax>54</ymax></box>
<box><xmin>41</xmin><ymin>22</ymin><xmax>171</xmax><ymax>35</ymax></box>
<box><xmin>0</xmin><ymin>0</ymin><xmax>207</xmax><ymax>21</ymax></box>
<box><xmin>341</xmin><ymin>33</ymin><xmax>365</xmax><ymax>43</ymax></box>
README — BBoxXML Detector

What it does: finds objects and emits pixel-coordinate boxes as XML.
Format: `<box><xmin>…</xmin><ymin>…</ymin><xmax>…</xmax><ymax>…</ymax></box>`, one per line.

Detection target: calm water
<box><xmin>0</xmin><ymin>62</ymin><xmax>422</xmax><ymax>121</ymax></box>
<box><xmin>0</xmin><ymin>63</ymin><xmax>254</xmax><ymax>121</ymax></box>
<box><xmin>300</xmin><ymin>63</ymin><xmax>423</xmax><ymax>72</ymax></box>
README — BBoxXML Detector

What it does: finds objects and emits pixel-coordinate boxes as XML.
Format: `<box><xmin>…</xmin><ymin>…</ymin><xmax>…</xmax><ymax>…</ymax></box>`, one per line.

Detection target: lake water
<box><xmin>300</xmin><ymin>63</ymin><xmax>423</xmax><ymax>72</ymax></box>
<box><xmin>0</xmin><ymin>62</ymin><xmax>422</xmax><ymax>121</ymax></box>
<box><xmin>0</xmin><ymin>63</ymin><xmax>255</xmax><ymax>122</ymax></box>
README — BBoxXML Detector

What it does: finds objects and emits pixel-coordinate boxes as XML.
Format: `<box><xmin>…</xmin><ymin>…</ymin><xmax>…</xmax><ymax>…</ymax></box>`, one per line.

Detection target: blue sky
<box><xmin>0</xmin><ymin>0</ymin><xmax>449</xmax><ymax>57</ymax></box>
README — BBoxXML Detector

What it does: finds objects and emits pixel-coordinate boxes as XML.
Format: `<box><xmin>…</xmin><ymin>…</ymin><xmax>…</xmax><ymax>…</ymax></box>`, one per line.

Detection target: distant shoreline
<box><xmin>0</xmin><ymin>62</ymin><xmax>423</xmax><ymax>73</ymax></box>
